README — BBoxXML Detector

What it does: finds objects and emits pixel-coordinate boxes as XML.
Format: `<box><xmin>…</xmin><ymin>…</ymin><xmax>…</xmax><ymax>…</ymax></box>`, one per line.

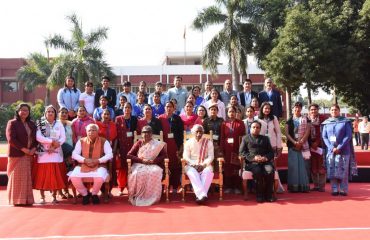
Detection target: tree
<box><xmin>46</xmin><ymin>13</ymin><xmax>115</xmax><ymax>89</ymax></box>
<box><xmin>242</xmin><ymin>0</ymin><xmax>294</xmax><ymax>64</ymax></box>
<box><xmin>16</xmin><ymin>52</ymin><xmax>54</xmax><ymax>105</ymax></box>
<box><xmin>192</xmin><ymin>0</ymin><xmax>255</xmax><ymax>91</ymax></box>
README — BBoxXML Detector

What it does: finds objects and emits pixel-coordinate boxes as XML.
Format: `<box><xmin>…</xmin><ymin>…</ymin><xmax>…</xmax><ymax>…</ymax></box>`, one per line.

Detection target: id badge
<box><xmin>294</xmin><ymin>134</ymin><xmax>299</xmax><ymax>139</ymax></box>
<box><xmin>269</xmin><ymin>101</ymin><xmax>274</xmax><ymax>106</ymax></box>
<box><xmin>168</xmin><ymin>133</ymin><xmax>174</xmax><ymax>138</ymax></box>
<box><xmin>227</xmin><ymin>138</ymin><xmax>234</xmax><ymax>144</ymax></box>
<box><xmin>50</xmin><ymin>130</ymin><xmax>58</xmax><ymax>139</ymax></box>
<box><xmin>126</xmin><ymin>132</ymin><xmax>133</xmax><ymax>137</ymax></box>
<box><xmin>329</xmin><ymin>136</ymin><xmax>336</xmax><ymax>142</ymax></box>
<box><xmin>213</xmin><ymin>135</ymin><xmax>219</xmax><ymax>141</ymax></box>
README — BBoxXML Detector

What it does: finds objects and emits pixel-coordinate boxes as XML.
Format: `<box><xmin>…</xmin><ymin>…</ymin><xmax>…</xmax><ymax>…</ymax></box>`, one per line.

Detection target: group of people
<box><xmin>353</xmin><ymin>116</ymin><xmax>370</xmax><ymax>150</ymax></box>
<box><xmin>5</xmin><ymin>75</ymin><xmax>358</xmax><ymax>206</ymax></box>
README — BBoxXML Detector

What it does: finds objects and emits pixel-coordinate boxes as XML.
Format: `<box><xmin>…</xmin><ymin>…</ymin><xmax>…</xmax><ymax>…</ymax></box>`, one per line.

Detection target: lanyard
<box><xmin>229</xmin><ymin>121</ymin><xmax>235</xmax><ymax>135</ymax></box>
<box><xmin>168</xmin><ymin>115</ymin><xmax>173</xmax><ymax>133</ymax></box>
<box><xmin>125</xmin><ymin>118</ymin><xmax>131</xmax><ymax>130</ymax></box>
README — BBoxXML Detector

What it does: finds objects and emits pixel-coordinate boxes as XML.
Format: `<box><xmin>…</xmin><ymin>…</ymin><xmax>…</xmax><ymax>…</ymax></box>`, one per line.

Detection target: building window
<box><xmin>2</xmin><ymin>81</ymin><xmax>18</xmax><ymax>92</ymax></box>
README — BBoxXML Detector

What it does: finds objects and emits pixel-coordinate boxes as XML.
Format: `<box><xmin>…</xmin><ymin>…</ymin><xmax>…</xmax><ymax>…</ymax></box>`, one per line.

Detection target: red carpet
<box><xmin>1</xmin><ymin>184</ymin><xmax>370</xmax><ymax>240</ymax></box>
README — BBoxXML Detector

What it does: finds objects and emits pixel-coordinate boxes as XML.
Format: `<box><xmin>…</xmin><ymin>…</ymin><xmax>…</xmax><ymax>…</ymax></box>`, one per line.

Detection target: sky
<box><xmin>1</xmin><ymin>0</ymin><xmax>222</xmax><ymax>66</ymax></box>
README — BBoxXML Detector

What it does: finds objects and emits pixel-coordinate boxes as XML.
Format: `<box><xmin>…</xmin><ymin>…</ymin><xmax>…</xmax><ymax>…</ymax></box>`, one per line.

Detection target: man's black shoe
<box><xmin>82</xmin><ymin>194</ymin><xmax>90</xmax><ymax>205</ymax></box>
<box><xmin>92</xmin><ymin>195</ymin><xmax>100</xmax><ymax>204</ymax></box>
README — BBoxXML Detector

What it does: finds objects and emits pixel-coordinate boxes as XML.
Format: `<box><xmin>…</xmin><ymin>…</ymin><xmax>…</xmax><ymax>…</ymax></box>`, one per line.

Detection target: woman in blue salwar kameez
<box><xmin>322</xmin><ymin>104</ymin><xmax>357</xmax><ymax>196</ymax></box>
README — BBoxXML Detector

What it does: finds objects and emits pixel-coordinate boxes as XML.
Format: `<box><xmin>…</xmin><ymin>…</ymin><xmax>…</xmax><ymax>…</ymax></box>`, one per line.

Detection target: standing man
<box><xmin>148</xmin><ymin>81</ymin><xmax>168</xmax><ymax>105</ymax></box>
<box><xmin>167</xmin><ymin>76</ymin><xmax>188</xmax><ymax>113</ymax></box>
<box><xmin>220</xmin><ymin>79</ymin><xmax>239</xmax><ymax>107</ymax></box>
<box><xmin>94</xmin><ymin>76</ymin><xmax>117</xmax><ymax>109</ymax></box>
<box><xmin>138</xmin><ymin>81</ymin><xmax>149</xmax><ymax>103</ymax></box>
<box><xmin>258</xmin><ymin>78</ymin><xmax>283</xmax><ymax>119</ymax></box>
<box><xmin>359</xmin><ymin>116</ymin><xmax>370</xmax><ymax>150</ymax></box>
<box><xmin>203</xmin><ymin>80</ymin><xmax>213</xmax><ymax>102</ymax></box>
<box><xmin>116</xmin><ymin>81</ymin><xmax>137</xmax><ymax>107</ymax></box>
<box><xmin>239</xmin><ymin>78</ymin><xmax>258</xmax><ymax>108</ymax></box>
<box><xmin>183</xmin><ymin>125</ymin><xmax>214</xmax><ymax>204</ymax></box>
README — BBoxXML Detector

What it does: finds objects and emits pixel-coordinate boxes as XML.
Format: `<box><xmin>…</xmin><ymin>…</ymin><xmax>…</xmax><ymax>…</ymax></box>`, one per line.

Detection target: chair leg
<box><xmin>71</xmin><ymin>184</ymin><xmax>77</xmax><ymax>204</ymax></box>
<box><xmin>182</xmin><ymin>184</ymin><xmax>186</xmax><ymax>202</ymax></box>
<box><xmin>242</xmin><ymin>179</ymin><xmax>248</xmax><ymax>200</ymax></box>
<box><xmin>219</xmin><ymin>184</ymin><xmax>223</xmax><ymax>201</ymax></box>
<box><xmin>165</xmin><ymin>185</ymin><xmax>169</xmax><ymax>203</ymax></box>
<box><xmin>274</xmin><ymin>179</ymin><xmax>278</xmax><ymax>198</ymax></box>
<box><xmin>104</xmin><ymin>182</ymin><xmax>109</xmax><ymax>203</ymax></box>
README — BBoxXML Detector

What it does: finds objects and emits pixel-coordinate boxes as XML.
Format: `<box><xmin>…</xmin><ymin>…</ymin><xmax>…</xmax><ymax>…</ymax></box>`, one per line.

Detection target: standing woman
<box><xmin>285</xmin><ymin>102</ymin><xmax>311</xmax><ymax>193</ymax></box>
<box><xmin>229</xmin><ymin>94</ymin><xmax>245</xmax><ymax>120</ymax></box>
<box><xmin>71</xmin><ymin>106</ymin><xmax>94</xmax><ymax>144</ymax></box>
<box><xmin>322</xmin><ymin>104</ymin><xmax>357</xmax><ymax>196</ymax></box>
<box><xmin>159</xmin><ymin>101</ymin><xmax>184</xmax><ymax>193</ymax></box>
<box><xmin>203</xmin><ymin>88</ymin><xmax>226</xmax><ymax>120</ymax></box>
<box><xmin>115</xmin><ymin>102</ymin><xmax>138</xmax><ymax>195</ymax></box>
<box><xmin>57</xmin><ymin>76</ymin><xmax>81</xmax><ymax>120</ymax></box>
<box><xmin>258</xmin><ymin>102</ymin><xmax>284</xmax><ymax>193</ymax></box>
<box><xmin>6</xmin><ymin>103</ymin><xmax>37</xmax><ymax>206</ymax></box>
<box><xmin>308</xmin><ymin>104</ymin><xmax>327</xmax><ymax>192</ymax></box>
<box><xmin>251</xmin><ymin>97</ymin><xmax>260</xmax><ymax>116</ymax></box>
<box><xmin>220</xmin><ymin>106</ymin><xmax>246</xmax><ymax>194</ymax></box>
<box><xmin>180</xmin><ymin>101</ymin><xmax>198</xmax><ymax>133</ymax></box>
<box><xmin>58</xmin><ymin>107</ymin><xmax>74</xmax><ymax>198</ymax></box>
<box><xmin>194</xmin><ymin>105</ymin><xmax>208</xmax><ymax>125</ymax></box>
<box><xmin>96</xmin><ymin>109</ymin><xmax>118</xmax><ymax>145</ymax></box>
<box><xmin>244</xmin><ymin>106</ymin><xmax>256</xmax><ymax>135</ymax></box>
<box><xmin>137</xmin><ymin>104</ymin><xmax>162</xmax><ymax>134</ymax></box>
<box><xmin>34</xmin><ymin>105</ymin><xmax>66</xmax><ymax>203</ymax></box>
<box><xmin>96</xmin><ymin>109</ymin><xmax>118</xmax><ymax>193</ymax></box>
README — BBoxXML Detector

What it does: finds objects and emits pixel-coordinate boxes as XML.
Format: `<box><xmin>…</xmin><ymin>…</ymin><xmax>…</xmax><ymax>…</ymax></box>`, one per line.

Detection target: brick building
<box><xmin>0</xmin><ymin>52</ymin><xmax>279</xmax><ymax>110</ymax></box>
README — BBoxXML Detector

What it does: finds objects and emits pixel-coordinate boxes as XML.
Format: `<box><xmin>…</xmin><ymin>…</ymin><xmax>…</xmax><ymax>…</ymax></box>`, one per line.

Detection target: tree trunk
<box><xmin>307</xmin><ymin>86</ymin><xmax>312</xmax><ymax>106</ymax></box>
<box><xmin>231</xmin><ymin>52</ymin><xmax>240</xmax><ymax>91</ymax></box>
<box><xmin>332</xmin><ymin>87</ymin><xmax>338</xmax><ymax>105</ymax></box>
<box><xmin>286</xmin><ymin>87</ymin><xmax>292</xmax><ymax>119</ymax></box>
<box><xmin>45</xmin><ymin>88</ymin><xmax>50</xmax><ymax>105</ymax></box>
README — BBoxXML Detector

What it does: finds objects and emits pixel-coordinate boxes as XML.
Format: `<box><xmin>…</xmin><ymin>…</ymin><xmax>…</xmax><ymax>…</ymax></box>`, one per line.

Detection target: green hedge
<box><xmin>0</xmin><ymin>100</ymin><xmax>45</xmax><ymax>141</ymax></box>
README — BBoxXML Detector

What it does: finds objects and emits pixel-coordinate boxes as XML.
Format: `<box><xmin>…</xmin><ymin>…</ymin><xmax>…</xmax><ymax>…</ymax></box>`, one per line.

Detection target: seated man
<box><xmin>70</xmin><ymin>123</ymin><xmax>113</xmax><ymax>205</ymax></box>
<box><xmin>239</xmin><ymin>120</ymin><xmax>275</xmax><ymax>203</ymax></box>
<box><xmin>183</xmin><ymin>124</ymin><xmax>214</xmax><ymax>204</ymax></box>
<box><xmin>127</xmin><ymin>126</ymin><xmax>167</xmax><ymax>206</ymax></box>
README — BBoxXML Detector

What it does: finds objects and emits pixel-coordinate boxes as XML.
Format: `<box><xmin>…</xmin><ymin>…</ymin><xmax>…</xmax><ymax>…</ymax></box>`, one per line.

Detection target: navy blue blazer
<box><xmin>239</xmin><ymin>91</ymin><xmax>258</xmax><ymax>107</ymax></box>
<box><xmin>94</xmin><ymin>88</ymin><xmax>117</xmax><ymax>109</ymax></box>
<box><xmin>258</xmin><ymin>89</ymin><xmax>283</xmax><ymax>118</ymax></box>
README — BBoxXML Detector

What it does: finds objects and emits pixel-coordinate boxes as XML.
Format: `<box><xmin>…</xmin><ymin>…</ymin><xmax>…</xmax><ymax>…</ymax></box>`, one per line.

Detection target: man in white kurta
<box><xmin>70</xmin><ymin>123</ymin><xmax>113</xmax><ymax>204</ymax></box>
<box><xmin>183</xmin><ymin>124</ymin><xmax>214</xmax><ymax>204</ymax></box>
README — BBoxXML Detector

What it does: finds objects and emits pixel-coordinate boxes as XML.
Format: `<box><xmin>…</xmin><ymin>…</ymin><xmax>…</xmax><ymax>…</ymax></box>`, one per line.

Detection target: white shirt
<box><xmin>183</xmin><ymin>137</ymin><xmax>214</xmax><ymax>168</ymax></box>
<box><xmin>79</xmin><ymin>92</ymin><xmax>95</xmax><ymax>115</ymax></box>
<box><xmin>72</xmin><ymin>139</ymin><xmax>113</xmax><ymax>163</ymax></box>
<box><xmin>36</xmin><ymin>121</ymin><xmax>66</xmax><ymax>163</ymax></box>
<box><xmin>359</xmin><ymin>121</ymin><xmax>370</xmax><ymax>134</ymax></box>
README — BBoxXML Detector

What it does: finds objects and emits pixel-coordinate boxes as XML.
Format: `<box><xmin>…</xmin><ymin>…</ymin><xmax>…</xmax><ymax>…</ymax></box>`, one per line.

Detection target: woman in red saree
<box><xmin>158</xmin><ymin>101</ymin><xmax>184</xmax><ymax>192</ymax></box>
<box><xmin>221</xmin><ymin>106</ymin><xmax>246</xmax><ymax>194</ymax></box>
<box><xmin>115</xmin><ymin>103</ymin><xmax>138</xmax><ymax>195</ymax></box>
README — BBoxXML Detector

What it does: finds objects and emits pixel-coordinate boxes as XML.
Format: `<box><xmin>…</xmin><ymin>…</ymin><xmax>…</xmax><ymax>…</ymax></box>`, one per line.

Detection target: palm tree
<box><xmin>46</xmin><ymin>13</ymin><xmax>115</xmax><ymax>89</ymax></box>
<box><xmin>192</xmin><ymin>0</ymin><xmax>255</xmax><ymax>91</ymax></box>
<box><xmin>16</xmin><ymin>52</ymin><xmax>54</xmax><ymax>105</ymax></box>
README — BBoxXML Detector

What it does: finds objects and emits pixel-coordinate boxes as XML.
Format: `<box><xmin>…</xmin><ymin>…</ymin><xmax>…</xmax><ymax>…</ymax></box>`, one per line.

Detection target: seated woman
<box><xmin>127</xmin><ymin>126</ymin><xmax>167</xmax><ymax>206</ymax></box>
